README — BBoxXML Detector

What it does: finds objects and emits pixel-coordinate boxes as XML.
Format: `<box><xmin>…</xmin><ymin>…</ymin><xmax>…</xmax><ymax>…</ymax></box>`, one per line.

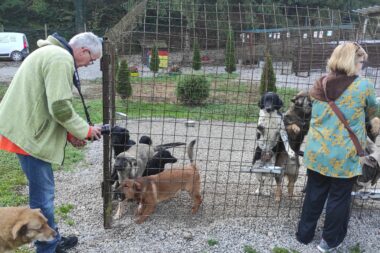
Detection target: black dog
<box><xmin>142</xmin><ymin>150</ymin><xmax>178</xmax><ymax>176</ymax></box>
<box><xmin>258</xmin><ymin>91</ymin><xmax>283</xmax><ymax>113</ymax></box>
<box><xmin>111</xmin><ymin>126</ymin><xmax>136</xmax><ymax>157</ymax></box>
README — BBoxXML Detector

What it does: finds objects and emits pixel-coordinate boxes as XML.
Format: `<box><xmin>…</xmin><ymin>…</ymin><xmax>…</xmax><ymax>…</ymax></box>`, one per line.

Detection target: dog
<box><xmin>252</xmin><ymin>92</ymin><xmax>297</xmax><ymax>201</ymax></box>
<box><xmin>111</xmin><ymin>135</ymin><xmax>152</xmax><ymax>186</ymax></box>
<box><xmin>354</xmin><ymin>117</ymin><xmax>380</xmax><ymax>191</ymax></box>
<box><xmin>276</xmin><ymin>90</ymin><xmax>312</xmax><ymax>194</ymax></box>
<box><xmin>142</xmin><ymin>149</ymin><xmax>178</xmax><ymax>176</ymax></box>
<box><xmin>0</xmin><ymin>207</ymin><xmax>56</xmax><ymax>252</ymax></box>
<box><xmin>117</xmin><ymin>139</ymin><xmax>201</xmax><ymax>224</ymax></box>
<box><xmin>113</xmin><ymin>139</ymin><xmax>186</xmax><ymax>219</ymax></box>
<box><xmin>282</xmin><ymin>90</ymin><xmax>312</xmax><ymax>154</ymax></box>
<box><xmin>111</xmin><ymin>126</ymin><xmax>136</xmax><ymax>157</ymax></box>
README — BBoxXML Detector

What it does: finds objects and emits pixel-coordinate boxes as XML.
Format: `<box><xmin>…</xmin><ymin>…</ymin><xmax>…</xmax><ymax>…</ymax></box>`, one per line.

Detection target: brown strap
<box><xmin>322</xmin><ymin>76</ymin><xmax>366</xmax><ymax>157</ymax></box>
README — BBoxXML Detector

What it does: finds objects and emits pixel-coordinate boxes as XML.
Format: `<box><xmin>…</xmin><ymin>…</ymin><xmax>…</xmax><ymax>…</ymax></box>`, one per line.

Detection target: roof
<box><xmin>353</xmin><ymin>5</ymin><xmax>380</xmax><ymax>16</ymax></box>
<box><xmin>243</xmin><ymin>24</ymin><xmax>354</xmax><ymax>33</ymax></box>
<box><xmin>137</xmin><ymin>40</ymin><xmax>167</xmax><ymax>48</ymax></box>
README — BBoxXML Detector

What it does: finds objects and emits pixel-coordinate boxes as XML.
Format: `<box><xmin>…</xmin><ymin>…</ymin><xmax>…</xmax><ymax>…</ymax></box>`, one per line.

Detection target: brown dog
<box><xmin>0</xmin><ymin>207</ymin><xmax>56</xmax><ymax>252</ymax></box>
<box><xmin>118</xmin><ymin>139</ymin><xmax>202</xmax><ymax>224</ymax></box>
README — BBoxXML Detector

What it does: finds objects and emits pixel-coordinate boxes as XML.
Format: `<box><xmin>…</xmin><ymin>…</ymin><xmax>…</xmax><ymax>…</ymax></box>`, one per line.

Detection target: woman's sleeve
<box><xmin>364</xmin><ymin>79</ymin><xmax>379</xmax><ymax>119</ymax></box>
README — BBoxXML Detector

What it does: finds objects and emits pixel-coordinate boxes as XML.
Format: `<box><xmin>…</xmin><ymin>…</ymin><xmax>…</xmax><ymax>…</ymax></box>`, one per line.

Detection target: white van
<box><xmin>0</xmin><ymin>32</ymin><xmax>29</xmax><ymax>61</ymax></box>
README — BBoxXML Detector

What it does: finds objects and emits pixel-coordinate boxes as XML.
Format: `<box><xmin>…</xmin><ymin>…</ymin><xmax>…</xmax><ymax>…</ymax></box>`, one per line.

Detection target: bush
<box><xmin>259</xmin><ymin>51</ymin><xmax>277</xmax><ymax>95</ymax></box>
<box><xmin>176</xmin><ymin>75</ymin><xmax>210</xmax><ymax>106</ymax></box>
<box><xmin>116</xmin><ymin>59</ymin><xmax>132</xmax><ymax>99</ymax></box>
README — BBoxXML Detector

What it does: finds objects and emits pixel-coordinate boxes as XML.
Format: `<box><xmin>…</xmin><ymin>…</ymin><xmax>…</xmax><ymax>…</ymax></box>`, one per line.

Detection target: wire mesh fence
<box><xmin>98</xmin><ymin>1</ymin><xmax>380</xmax><ymax>228</ymax></box>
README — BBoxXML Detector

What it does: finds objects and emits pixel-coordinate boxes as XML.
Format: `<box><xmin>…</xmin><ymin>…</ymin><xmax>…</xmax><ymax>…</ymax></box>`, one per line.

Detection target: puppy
<box><xmin>282</xmin><ymin>90</ymin><xmax>312</xmax><ymax>154</ymax></box>
<box><xmin>277</xmin><ymin>90</ymin><xmax>312</xmax><ymax>195</ymax></box>
<box><xmin>118</xmin><ymin>140</ymin><xmax>201</xmax><ymax>224</ymax></box>
<box><xmin>142</xmin><ymin>150</ymin><xmax>177</xmax><ymax>176</ymax></box>
<box><xmin>252</xmin><ymin>92</ymin><xmax>296</xmax><ymax>200</ymax></box>
<box><xmin>113</xmin><ymin>139</ymin><xmax>186</xmax><ymax>218</ymax></box>
<box><xmin>0</xmin><ymin>207</ymin><xmax>56</xmax><ymax>252</ymax></box>
<box><xmin>111</xmin><ymin>126</ymin><xmax>136</xmax><ymax>157</ymax></box>
<box><xmin>111</xmin><ymin>135</ymin><xmax>152</xmax><ymax>186</ymax></box>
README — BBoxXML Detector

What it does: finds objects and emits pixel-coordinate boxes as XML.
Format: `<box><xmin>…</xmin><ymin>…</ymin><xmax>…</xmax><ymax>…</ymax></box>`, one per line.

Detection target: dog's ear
<box><xmin>258</xmin><ymin>95</ymin><xmax>265</xmax><ymax>109</ymax></box>
<box><xmin>274</xmin><ymin>96</ymin><xmax>283</xmax><ymax>110</ymax></box>
<box><xmin>12</xmin><ymin>220</ymin><xmax>29</xmax><ymax>239</ymax></box>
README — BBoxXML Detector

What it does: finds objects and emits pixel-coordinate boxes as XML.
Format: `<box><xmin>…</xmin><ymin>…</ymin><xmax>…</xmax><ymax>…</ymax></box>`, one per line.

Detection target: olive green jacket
<box><xmin>0</xmin><ymin>36</ymin><xmax>90</xmax><ymax>164</ymax></box>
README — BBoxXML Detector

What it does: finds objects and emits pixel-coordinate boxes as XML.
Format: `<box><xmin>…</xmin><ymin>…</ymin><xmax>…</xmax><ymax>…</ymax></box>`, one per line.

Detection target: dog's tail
<box><xmin>154</xmin><ymin>142</ymin><xmax>186</xmax><ymax>152</ymax></box>
<box><xmin>187</xmin><ymin>139</ymin><xmax>196</xmax><ymax>164</ymax></box>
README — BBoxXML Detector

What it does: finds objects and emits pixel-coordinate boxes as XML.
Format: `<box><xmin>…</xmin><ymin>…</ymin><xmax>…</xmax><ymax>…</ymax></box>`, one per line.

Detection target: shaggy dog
<box><xmin>252</xmin><ymin>92</ymin><xmax>297</xmax><ymax>201</ymax></box>
<box><xmin>117</xmin><ymin>140</ymin><xmax>201</xmax><ymax>224</ymax></box>
<box><xmin>0</xmin><ymin>207</ymin><xmax>56</xmax><ymax>252</ymax></box>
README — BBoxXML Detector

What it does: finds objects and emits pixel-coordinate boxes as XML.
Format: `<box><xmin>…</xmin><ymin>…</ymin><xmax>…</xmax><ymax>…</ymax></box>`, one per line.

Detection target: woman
<box><xmin>296</xmin><ymin>42</ymin><xmax>378</xmax><ymax>252</ymax></box>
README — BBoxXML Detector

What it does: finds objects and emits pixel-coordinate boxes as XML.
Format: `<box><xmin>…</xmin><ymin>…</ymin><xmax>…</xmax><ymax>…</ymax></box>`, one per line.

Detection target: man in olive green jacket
<box><xmin>0</xmin><ymin>32</ymin><xmax>102</xmax><ymax>253</ymax></box>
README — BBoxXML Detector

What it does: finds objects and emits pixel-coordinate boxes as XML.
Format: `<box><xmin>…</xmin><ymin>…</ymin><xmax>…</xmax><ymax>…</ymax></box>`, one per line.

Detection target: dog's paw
<box><xmin>288</xmin><ymin>124</ymin><xmax>300</xmax><ymax>134</ymax></box>
<box><xmin>113</xmin><ymin>213</ymin><xmax>122</xmax><ymax>220</ymax></box>
<box><xmin>370</xmin><ymin>117</ymin><xmax>380</xmax><ymax>137</ymax></box>
<box><xmin>135</xmin><ymin>216</ymin><xmax>147</xmax><ymax>224</ymax></box>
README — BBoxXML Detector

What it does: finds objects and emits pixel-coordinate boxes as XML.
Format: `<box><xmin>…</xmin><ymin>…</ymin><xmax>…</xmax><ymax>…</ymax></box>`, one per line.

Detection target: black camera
<box><xmin>101</xmin><ymin>124</ymin><xmax>111</xmax><ymax>135</ymax></box>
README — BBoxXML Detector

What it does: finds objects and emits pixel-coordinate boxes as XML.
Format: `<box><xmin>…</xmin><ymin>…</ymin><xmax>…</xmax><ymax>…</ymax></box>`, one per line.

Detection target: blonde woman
<box><xmin>296</xmin><ymin>42</ymin><xmax>378</xmax><ymax>252</ymax></box>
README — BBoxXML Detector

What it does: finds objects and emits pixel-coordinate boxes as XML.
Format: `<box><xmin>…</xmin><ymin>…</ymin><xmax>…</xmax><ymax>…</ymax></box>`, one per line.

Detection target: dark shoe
<box><xmin>55</xmin><ymin>236</ymin><xmax>78</xmax><ymax>253</ymax></box>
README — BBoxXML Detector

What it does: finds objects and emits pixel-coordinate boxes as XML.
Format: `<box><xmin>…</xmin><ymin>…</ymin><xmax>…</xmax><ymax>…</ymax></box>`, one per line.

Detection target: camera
<box><xmin>101</xmin><ymin>124</ymin><xmax>111</xmax><ymax>135</ymax></box>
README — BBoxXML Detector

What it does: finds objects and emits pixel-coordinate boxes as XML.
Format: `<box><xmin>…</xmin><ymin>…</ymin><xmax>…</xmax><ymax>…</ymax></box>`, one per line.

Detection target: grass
<box><xmin>207</xmin><ymin>239</ymin><xmax>219</xmax><ymax>246</ymax></box>
<box><xmin>74</xmin><ymin>86</ymin><xmax>300</xmax><ymax>125</ymax></box>
<box><xmin>272</xmin><ymin>247</ymin><xmax>300</xmax><ymax>253</ymax></box>
<box><xmin>55</xmin><ymin>203</ymin><xmax>75</xmax><ymax>226</ymax></box>
<box><xmin>244</xmin><ymin>245</ymin><xmax>259</xmax><ymax>253</ymax></box>
<box><xmin>0</xmin><ymin>151</ymin><xmax>28</xmax><ymax>206</ymax></box>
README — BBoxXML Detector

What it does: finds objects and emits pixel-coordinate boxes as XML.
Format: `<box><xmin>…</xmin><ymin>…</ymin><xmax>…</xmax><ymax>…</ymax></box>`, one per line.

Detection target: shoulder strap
<box><xmin>322</xmin><ymin>76</ymin><xmax>366</xmax><ymax>157</ymax></box>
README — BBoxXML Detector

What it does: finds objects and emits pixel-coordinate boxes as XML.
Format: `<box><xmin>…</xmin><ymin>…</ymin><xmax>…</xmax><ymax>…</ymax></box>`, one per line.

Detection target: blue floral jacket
<box><xmin>304</xmin><ymin>77</ymin><xmax>378</xmax><ymax>178</ymax></box>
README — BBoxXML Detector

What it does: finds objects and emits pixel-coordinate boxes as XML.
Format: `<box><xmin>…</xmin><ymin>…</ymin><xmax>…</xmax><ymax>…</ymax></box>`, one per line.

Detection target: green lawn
<box><xmin>74</xmin><ymin>87</ymin><xmax>299</xmax><ymax>124</ymax></box>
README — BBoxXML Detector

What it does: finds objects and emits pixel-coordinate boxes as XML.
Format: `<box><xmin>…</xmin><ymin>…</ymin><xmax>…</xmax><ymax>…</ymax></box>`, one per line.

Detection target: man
<box><xmin>0</xmin><ymin>32</ymin><xmax>102</xmax><ymax>253</ymax></box>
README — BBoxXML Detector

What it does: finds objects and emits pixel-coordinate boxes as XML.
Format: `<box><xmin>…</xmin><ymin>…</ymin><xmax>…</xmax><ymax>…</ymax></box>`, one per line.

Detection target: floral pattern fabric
<box><xmin>304</xmin><ymin>77</ymin><xmax>378</xmax><ymax>178</ymax></box>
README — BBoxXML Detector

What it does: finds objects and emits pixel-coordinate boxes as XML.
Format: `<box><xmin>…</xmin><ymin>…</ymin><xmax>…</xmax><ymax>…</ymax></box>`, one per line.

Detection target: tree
<box><xmin>259</xmin><ymin>51</ymin><xmax>277</xmax><ymax>95</ymax></box>
<box><xmin>224</xmin><ymin>28</ymin><xmax>236</xmax><ymax>73</ymax></box>
<box><xmin>192</xmin><ymin>38</ymin><xmax>201</xmax><ymax>70</ymax></box>
<box><xmin>149</xmin><ymin>44</ymin><xmax>160</xmax><ymax>76</ymax></box>
<box><xmin>116</xmin><ymin>59</ymin><xmax>132</xmax><ymax>99</ymax></box>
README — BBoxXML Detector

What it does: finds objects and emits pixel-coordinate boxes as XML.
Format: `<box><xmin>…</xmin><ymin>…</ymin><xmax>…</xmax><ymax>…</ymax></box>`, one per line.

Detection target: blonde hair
<box><xmin>327</xmin><ymin>42</ymin><xmax>368</xmax><ymax>76</ymax></box>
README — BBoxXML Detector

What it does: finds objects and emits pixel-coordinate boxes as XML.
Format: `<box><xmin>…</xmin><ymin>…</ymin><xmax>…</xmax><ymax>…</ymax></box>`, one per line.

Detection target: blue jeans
<box><xmin>17</xmin><ymin>154</ymin><xmax>61</xmax><ymax>253</ymax></box>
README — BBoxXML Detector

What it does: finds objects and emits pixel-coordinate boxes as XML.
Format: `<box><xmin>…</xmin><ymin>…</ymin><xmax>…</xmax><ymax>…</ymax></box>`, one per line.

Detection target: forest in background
<box><xmin>0</xmin><ymin>0</ymin><xmax>379</xmax><ymax>50</ymax></box>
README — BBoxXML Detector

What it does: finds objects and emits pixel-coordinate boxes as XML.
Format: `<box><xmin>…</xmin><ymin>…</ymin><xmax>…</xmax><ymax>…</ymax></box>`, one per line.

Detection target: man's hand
<box><xmin>89</xmin><ymin>126</ymin><xmax>102</xmax><ymax>141</ymax></box>
<box><xmin>67</xmin><ymin>134</ymin><xmax>86</xmax><ymax>148</ymax></box>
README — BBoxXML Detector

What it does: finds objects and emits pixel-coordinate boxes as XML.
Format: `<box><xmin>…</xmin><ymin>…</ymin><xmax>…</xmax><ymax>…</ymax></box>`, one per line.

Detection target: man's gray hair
<box><xmin>69</xmin><ymin>32</ymin><xmax>102</xmax><ymax>57</ymax></box>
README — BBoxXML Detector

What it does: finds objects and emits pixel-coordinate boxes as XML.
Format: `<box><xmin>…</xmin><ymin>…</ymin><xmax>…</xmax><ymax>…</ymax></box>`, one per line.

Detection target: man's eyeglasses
<box><xmin>86</xmin><ymin>50</ymin><xmax>95</xmax><ymax>65</ymax></box>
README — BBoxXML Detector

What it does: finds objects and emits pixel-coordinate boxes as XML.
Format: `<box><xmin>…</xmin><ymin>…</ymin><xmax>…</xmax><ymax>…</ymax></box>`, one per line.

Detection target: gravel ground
<box><xmin>52</xmin><ymin>118</ymin><xmax>380</xmax><ymax>253</ymax></box>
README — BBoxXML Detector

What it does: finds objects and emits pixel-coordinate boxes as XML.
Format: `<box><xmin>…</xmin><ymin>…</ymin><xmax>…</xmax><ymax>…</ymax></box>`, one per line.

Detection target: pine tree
<box><xmin>116</xmin><ymin>59</ymin><xmax>132</xmax><ymax>99</ymax></box>
<box><xmin>259</xmin><ymin>51</ymin><xmax>277</xmax><ymax>95</ymax></box>
<box><xmin>192</xmin><ymin>38</ymin><xmax>201</xmax><ymax>71</ymax></box>
<box><xmin>149</xmin><ymin>44</ymin><xmax>160</xmax><ymax>75</ymax></box>
<box><xmin>224</xmin><ymin>28</ymin><xmax>236</xmax><ymax>73</ymax></box>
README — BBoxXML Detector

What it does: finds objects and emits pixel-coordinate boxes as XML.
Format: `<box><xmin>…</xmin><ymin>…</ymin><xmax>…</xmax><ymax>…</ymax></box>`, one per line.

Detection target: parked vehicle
<box><xmin>0</xmin><ymin>32</ymin><xmax>29</xmax><ymax>61</ymax></box>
